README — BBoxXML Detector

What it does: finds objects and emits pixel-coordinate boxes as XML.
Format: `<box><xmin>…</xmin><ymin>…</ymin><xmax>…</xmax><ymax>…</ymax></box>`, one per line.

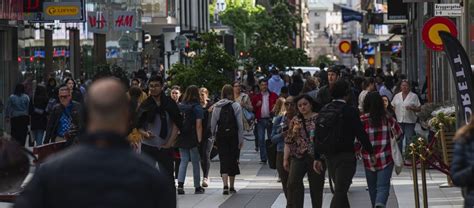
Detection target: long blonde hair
<box><xmin>272</xmin><ymin>97</ymin><xmax>286</xmax><ymax>116</ymax></box>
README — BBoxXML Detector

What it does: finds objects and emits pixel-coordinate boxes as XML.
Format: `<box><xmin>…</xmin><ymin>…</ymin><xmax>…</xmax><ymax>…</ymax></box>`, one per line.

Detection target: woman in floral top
<box><xmin>284</xmin><ymin>94</ymin><xmax>325</xmax><ymax>208</ymax></box>
<box><xmin>360</xmin><ymin>92</ymin><xmax>402</xmax><ymax>207</ymax></box>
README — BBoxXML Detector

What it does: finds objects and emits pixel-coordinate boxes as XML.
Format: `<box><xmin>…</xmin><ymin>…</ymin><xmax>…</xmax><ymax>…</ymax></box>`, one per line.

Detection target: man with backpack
<box><xmin>211</xmin><ymin>84</ymin><xmax>244</xmax><ymax>195</ymax></box>
<box><xmin>252</xmin><ymin>79</ymin><xmax>278</xmax><ymax>163</ymax></box>
<box><xmin>313</xmin><ymin>80</ymin><xmax>375</xmax><ymax>208</ymax></box>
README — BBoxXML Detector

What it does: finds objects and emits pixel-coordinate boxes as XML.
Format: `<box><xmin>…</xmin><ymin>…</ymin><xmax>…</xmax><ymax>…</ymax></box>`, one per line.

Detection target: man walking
<box><xmin>251</xmin><ymin>79</ymin><xmax>278</xmax><ymax>163</ymax></box>
<box><xmin>315</xmin><ymin>67</ymin><xmax>340</xmax><ymax>108</ymax></box>
<box><xmin>14</xmin><ymin>78</ymin><xmax>175</xmax><ymax>208</ymax></box>
<box><xmin>315</xmin><ymin>80</ymin><xmax>374</xmax><ymax>208</ymax></box>
<box><xmin>137</xmin><ymin>76</ymin><xmax>183</xmax><ymax>188</ymax></box>
<box><xmin>44</xmin><ymin>85</ymin><xmax>83</xmax><ymax>144</ymax></box>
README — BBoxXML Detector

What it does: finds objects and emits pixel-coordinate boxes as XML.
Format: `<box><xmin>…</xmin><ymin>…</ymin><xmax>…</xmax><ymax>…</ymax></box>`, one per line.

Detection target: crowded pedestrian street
<box><xmin>0</xmin><ymin>133</ymin><xmax>466</xmax><ymax>208</ymax></box>
<box><xmin>2</xmin><ymin>0</ymin><xmax>474</xmax><ymax>207</ymax></box>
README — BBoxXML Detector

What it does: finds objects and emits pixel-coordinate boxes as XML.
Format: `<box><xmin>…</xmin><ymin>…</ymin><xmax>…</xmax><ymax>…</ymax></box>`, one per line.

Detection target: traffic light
<box><xmin>18</xmin><ymin>57</ymin><xmax>22</xmax><ymax>63</ymax></box>
<box><xmin>351</xmin><ymin>41</ymin><xmax>360</xmax><ymax>56</ymax></box>
<box><xmin>239</xmin><ymin>51</ymin><xmax>244</xmax><ymax>58</ymax></box>
<box><xmin>29</xmin><ymin>56</ymin><xmax>34</xmax><ymax>62</ymax></box>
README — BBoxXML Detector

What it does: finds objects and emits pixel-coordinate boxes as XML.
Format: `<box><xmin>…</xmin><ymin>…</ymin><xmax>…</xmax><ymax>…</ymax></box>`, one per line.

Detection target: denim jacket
<box><xmin>451</xmin><ymin>137</ymin><xmax>474</xmax><ymax>207</ymax></box>
<box><xmin>5</xmin><ymin>94</ymin><xmax>29</xmax><ymax>118</ymax></box>
<box><xmin>271</xmin><ymin>115</ymin><xmax>287</xmax><ymax>152</ymax></box>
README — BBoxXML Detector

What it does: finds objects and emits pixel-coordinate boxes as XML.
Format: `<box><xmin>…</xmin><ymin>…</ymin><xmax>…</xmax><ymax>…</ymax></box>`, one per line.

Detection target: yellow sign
<box><xmin>368</xmin><ymin>57</ymin><xmax>375</xmax><ymax>65</ymax></box>
<box><xmin>45</xmin><ymin>6</ymin><xmax>80</xmax><ymax>16</ymax></box>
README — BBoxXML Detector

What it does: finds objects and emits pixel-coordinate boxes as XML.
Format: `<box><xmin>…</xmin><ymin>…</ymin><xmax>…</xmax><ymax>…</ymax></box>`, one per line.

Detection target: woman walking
<box><xmin>360</xmin><ymin>92</ymin><xmax>402</xmax><ymax>207</ymax></box>
<box><xmin>175</xmin><ymin>85</ymin><xmax>205</xmax><ymax>194</ymax></box>
<box><xmin>391</xmin><ymin>80</ymin><xmax>420</xmax><ymax>154</ymax></box>
<box><xmin>271</xmin><ymin>96</ymin><xmax>296</xmax><ymax>199</ymax></box>
<box><xmin>284</xmin><ymin>95</ymin><xmax>325</xmax><ymax>208</ymax></box>
<box><xmin>65</xmin><ymin>78</ymin><xmax>84</xmax><ymax>104</ymax></box>
<box><xmin>5</xmin><ymin>84</ymin><xmax>30</xmax><ymax>146</ymax></box>
<box><xmin>29</xmin><ymin>85</ymin><xmax>49</xmax><ymax>146</ymax></box>
<box><xmin>233</xmin><ymin>81</ymin><xmax>254</xmax><ymax>132</ymax></box>
<box><xmin>199</xmin><ymin>87</ymin><xmax>214</xmax><ymax>188</ymax></box>
<box><xmin>211</xmin><ymin>84</ymin><xmax>244</xmax><ymax>195</ymax></box>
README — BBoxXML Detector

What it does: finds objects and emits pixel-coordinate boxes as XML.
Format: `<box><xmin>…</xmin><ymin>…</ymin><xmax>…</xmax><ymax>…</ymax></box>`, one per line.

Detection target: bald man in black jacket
<box><xmin>14</xmin><ymin>78</ymin><xmax>176</xmax><ymax>208</ymax></box>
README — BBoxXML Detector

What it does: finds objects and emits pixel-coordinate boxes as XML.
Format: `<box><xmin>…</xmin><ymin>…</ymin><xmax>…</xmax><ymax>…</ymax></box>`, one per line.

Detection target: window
<box><xmin>314</xmin><ymin>12</ymin><xmax>319</xmax><ymax>16</ymax></box>
<box><xmin>314</xmin><ymin>23</ymin><xmax>320</xmax><ymax>30</ymax></box>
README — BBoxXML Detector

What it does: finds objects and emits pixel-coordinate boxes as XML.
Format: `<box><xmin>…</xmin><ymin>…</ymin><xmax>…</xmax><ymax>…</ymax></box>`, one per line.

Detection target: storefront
<box><xmin>0</xmin><ymin>0</ymin><xmax>23</xmax><ymax>134</ymax></box>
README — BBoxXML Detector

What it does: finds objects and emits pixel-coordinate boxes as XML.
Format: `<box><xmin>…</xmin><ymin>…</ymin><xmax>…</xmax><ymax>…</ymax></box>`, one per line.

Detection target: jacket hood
<box><xmin>214</xmin><ymin>99</ymin><xmax>233</xmax><ymax>108</ymax></box>
<box><xmin>271</xmin><ymin>75</ymin><xmax>283</xmax><ymax>81</ymax></box>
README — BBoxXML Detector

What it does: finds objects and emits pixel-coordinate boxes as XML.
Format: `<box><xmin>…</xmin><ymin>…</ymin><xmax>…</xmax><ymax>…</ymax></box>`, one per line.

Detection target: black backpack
<box><xmin>216</xmin><ymin>102</ymin><xmax>238</xmax><ymax>139</ymax></box>
<box><xmin>175</xmin><ymin>103</ymin><xmax>199</xmax><ymax>148</ymax></box>
<box><xmin>314</xmin><ymin>101</ymin><xmax>345</xmax><ymax>155</ymax></box>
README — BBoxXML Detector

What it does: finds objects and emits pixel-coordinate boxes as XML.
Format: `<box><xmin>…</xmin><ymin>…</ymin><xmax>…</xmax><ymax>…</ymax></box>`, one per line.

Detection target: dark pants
<box><xmin>256</xmin><ymin>118</ymin><xmax>272</xmax><ymax>161</ymax></box>
<box><xmin>199</xmin><ymin>137</ymin><xmax>213</xmax><ymax>179</ymax></box>
<box><xmin>287</xmin><ymin>155</ymin><xmax>325</xmax><ymax>208</ymax></box>
<box><xmin>327</xmin><ymin>152</ymin><xmax>357</xmax><ymax>208</ymax></box>
<box><xmin>141</xmin><ymin>144</ymin><xmax>175</xmax><ymax>186</ymax></box>
<box><xmin>276</xmin><ymin>152</ymin><xmax>290</xmax><ymax>198</ymax></box>
<box><xmin>11</xmin><ymin>116</ymin><xmax>29</xmax><ymax>147</ymax></box>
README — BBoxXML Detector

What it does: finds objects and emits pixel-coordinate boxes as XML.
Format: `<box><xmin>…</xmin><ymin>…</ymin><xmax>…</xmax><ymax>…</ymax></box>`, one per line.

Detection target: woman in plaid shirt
<box><xmin>360</xmin><ymin>92</ymin><xmax>402</xmax><ymax>208</ymax></box>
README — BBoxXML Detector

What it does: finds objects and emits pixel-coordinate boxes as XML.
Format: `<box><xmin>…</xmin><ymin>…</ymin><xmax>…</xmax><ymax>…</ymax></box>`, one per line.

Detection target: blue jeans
<box><xmin>178</xmin><ymin>147</ymin><xmax>201</xmax><ymax>188</ymax></box>
<box><xmin>257</xmin><ymin>118</ymin><xmax>272</xmax><ymax>161</ymax></box>
<box><xmin>399</xmin><ymin>123</ymin><xmax>416</xmax><ymax>155</ymax></box>
<box><xmin>32</xmin><ymin>130</ymin><xmax>45</xmax><ymax>146</ymax></box>
<box><xmin>365</xmin><ymin>163</ymin><xmax>394</xmax><ymax>207</ymax></box>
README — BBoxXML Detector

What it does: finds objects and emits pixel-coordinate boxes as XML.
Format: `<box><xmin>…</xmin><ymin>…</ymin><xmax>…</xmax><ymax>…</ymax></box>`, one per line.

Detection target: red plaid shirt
<box><xmin>360</xmin><ymin>114</ymin><xmax>403</xmax><ymax>171</ymax></box>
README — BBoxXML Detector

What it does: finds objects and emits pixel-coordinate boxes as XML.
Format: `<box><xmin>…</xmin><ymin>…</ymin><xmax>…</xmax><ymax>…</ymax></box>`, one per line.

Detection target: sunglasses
<box><xmin>59</xmin><ymin>95</ymin><xmax>69</xmax><ymax>99</ymax></box>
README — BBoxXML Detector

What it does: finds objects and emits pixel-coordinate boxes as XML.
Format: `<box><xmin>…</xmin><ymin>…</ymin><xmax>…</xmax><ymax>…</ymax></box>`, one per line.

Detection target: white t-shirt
<box><xmin>391</xmin><ymin>92</ymin><xmax>421</xmax><ymax>124</ymax></box>
<box><xmin>261</xmin><ymin>92</ymin><xmax>270</xmax><ymax>118</ymax></box>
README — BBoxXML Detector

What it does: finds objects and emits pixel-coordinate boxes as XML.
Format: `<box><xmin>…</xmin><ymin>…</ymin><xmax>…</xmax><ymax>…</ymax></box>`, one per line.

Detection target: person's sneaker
<box><xmin>195</xmin><ymin>187</ymin><xmax>205</xmax><ymax>194</ymax></box>
<box><xmin>229</xmin><ymin>187</ymin><xmax>237</xmax><ymax>194</ymax></box>
<box><xmin>177</xmin><ymin>187</ymin><xmax>185</xmax><ymax>195</ymax></box>
<box><xmin>260</xmin><ymin>160</ymin><xmax>267</xmax><ymax>164</ymax></box>
<box><xmin>223</xmin><ymin>186</ymin><xmax>229</xmax><ymax>195</ymax></box>
<box><xmin>202</xmin><ymin>178</ymin><xmax>208</xmax><ymax>188</ymax></box>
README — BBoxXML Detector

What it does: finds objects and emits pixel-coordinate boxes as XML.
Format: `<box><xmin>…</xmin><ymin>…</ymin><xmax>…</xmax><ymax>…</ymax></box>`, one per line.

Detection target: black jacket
<box><xmin>44</xmin><ymin>101</ymin><xmax>83</xmax><ymax>144</ymax></box>
<box><xmin>14</xmin><ymin>132</ymin><xmax>176</xmax><ymax>208</ymax></box>
<box><xmin>451</xmin><ymin>137</ymin><xmax>474</xmax><ymax>207</ymax></box>
<box><xmin>137</xmin><ymin>94</ymin><xmax>183</xmax><ymax>134</ymax></box>
<box><xmin>326</xmin><ymin>101</ymin><xmax>374</xmax><ymax>157</ymax></box>
<box><xmin>29</xmin><ymin>98</ymin><xmax>48</xmax><ymax>130</ymax></box>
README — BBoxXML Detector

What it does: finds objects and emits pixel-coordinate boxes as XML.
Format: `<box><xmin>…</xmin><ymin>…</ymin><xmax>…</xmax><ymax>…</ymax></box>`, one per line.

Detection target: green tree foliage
<box><xmin>220</xmin><ymin>1</ymin><xmax>264</xmax><ymax>52</ymax></box>
<box><xmin>219</xmin><ymin>1</ymin><xmax>310</xmax><ymax>71</ymax></box>
<box><xmin>251</xmin><ymin>2</ymin><xmax>310</xmax><ymax>70</ymax></box>
<box><xmin>168</xmin><ymin>33</ymin><xmax>237</xmax><ymax>94</ymax></box>
<box><xmin>313</xmin><ymin>55</ymin><xmax>335</xmax><ymax>67</ymax></box>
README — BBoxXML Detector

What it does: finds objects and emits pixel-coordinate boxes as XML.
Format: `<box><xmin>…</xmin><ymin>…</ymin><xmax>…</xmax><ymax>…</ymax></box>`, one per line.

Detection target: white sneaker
<box><xmin>202</xmin><ymin>178</ymin><xmax>208</xmax><ymax>187</ymax></box>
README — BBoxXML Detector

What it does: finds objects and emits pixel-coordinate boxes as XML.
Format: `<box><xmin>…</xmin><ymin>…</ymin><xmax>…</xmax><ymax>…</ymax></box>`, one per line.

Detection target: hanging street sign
<box><xmin>434</xmin><ymin>4</ymin><xmax>463</xmax><ymax>17</ymax></box>
<box><xmin>87</xmin><ymin>11</ymin><xmax>108</xmax><ymax>34</ymax></box>
<box><xmin>43</xmin><ymin>2</ymin><xmax>83</xmax><ymax>21</ymax></box>
<box><xmin>422</xmin><ymin>17</ymin><xmax>458</xmax><ymax>51</ymax></box>
<box><xmin>113</xmin><ymin>11</ymin><xmax>136</xmax><ymax>31</ymax></box>
<box><xmin>339</xmin><ymin>40</ymin><xmax>351</xmax><ymax>54</ymax></box>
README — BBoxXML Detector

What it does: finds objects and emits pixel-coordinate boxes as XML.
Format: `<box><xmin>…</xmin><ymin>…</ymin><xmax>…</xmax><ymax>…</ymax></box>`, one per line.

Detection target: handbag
<box><xmin>389</xmin><ymin>120</ymin><xmax>403</xmax><ymax>175</ymax></box>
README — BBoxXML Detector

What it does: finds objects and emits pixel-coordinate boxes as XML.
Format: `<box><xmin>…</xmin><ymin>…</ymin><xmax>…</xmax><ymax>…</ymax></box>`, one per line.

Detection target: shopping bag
<box><xmin>391</xmin><ymin>137</ymin><xmax>403</xmax><ymax>175</ymax></box>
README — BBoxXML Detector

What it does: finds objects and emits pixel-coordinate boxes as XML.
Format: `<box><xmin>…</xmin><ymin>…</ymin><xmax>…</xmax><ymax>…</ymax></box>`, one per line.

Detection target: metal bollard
<box><xmin>416</xmin><ymin>138</ymin><xmax>429</xmax><ymax>208</ymax></box>
<box><xmin>410</xmin><ymin>143</ymin><xmax>420</xmax><ymax>208</ymax></box>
